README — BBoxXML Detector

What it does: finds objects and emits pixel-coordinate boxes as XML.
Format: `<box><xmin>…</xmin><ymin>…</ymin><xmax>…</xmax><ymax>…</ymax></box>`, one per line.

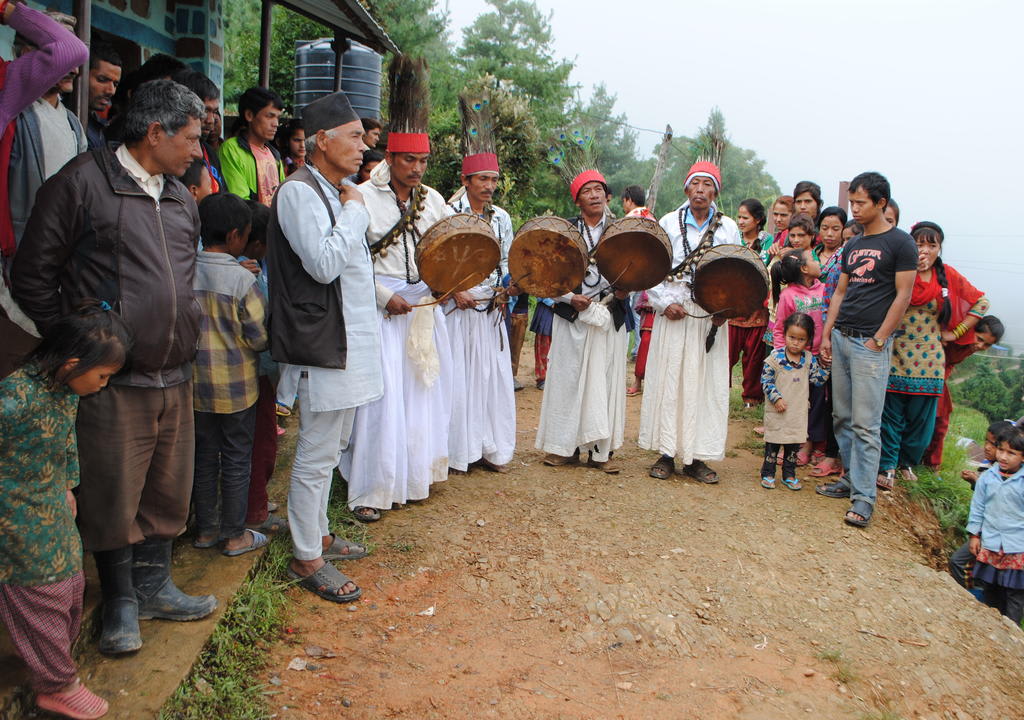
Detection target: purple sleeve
<box><xmin>0</xmin><ymin>4</ymin><xmax>88</xmax><ymax>128</ymax></box>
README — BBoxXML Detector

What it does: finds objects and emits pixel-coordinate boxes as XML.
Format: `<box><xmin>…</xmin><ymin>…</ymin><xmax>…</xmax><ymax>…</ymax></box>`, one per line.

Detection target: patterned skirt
<box><xmin>973</xmin><ymin>548</ymin><xmax>1024</xmax><ymax>590</ymax></box>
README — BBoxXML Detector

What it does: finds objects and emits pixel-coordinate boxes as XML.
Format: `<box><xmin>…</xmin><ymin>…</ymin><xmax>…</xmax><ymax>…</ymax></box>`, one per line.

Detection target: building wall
<box><xmin>0</xmin><ymin>0</ymin><xmax>224</xmax><ymax>89</ymax></box>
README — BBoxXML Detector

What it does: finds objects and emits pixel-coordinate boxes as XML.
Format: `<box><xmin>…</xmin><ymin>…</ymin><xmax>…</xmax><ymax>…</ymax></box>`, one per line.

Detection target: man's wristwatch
<box><xmin>872</xmin><ymin>336</ymin><xmax>886</xmax><ymax>347</ymax></box>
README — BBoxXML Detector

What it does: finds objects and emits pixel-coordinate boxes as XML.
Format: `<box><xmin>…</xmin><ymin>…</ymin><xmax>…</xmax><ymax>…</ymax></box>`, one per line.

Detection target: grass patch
<box><xmin>901</xmin><ymin>405</ymin><xmax>988</xmax><ymax>545</ymax></box>
<box><xmin>816</xmin><ymin>648</ymin><xmax>857</xmax><ymax>685</ymax></box>
<box><xmin>161</xmin><ymin>471</ymin><xmax>370</xmax><ymax>719</ymax></box>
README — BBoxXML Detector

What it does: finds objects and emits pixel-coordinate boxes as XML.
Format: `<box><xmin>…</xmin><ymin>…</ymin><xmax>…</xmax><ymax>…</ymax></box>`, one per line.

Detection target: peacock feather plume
<box><xmin>387</xmin><ymin>55</ymin><xmax>430</xmax><ymax>136</ymax></box>
<box><xmin>547</xmin><ymin>126</ymin><xmax>598</xmax><ymax>184</ymax></box>
<box><xmin>458</xmin><ymin>91</ymin><xmax>496</xmax><ymax>157</ymax></box>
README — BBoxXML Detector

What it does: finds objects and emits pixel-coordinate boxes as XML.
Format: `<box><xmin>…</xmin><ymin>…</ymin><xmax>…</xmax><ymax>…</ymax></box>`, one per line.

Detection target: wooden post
<box><xmin>332</xmin><ymin>33</ymin><xmax>347</xmax><ymax>92</ymax></box>
<box><xmin>646</xmin><ymin>124</ymin><xmax>673</xmax><ymax>214</ymax></box>
<box><xmin>838</xmin><ymin>180</ymin><xmax>850</xmax><ymax>213</ymax></box>
<box><xmin>258</xmin><ymin>0</ymin><xmax>273</xmax><ymax>88</ymax></box>
<box><xmin>73</xmin><ymin>0</ymin><xmax>91</xmax><ymax>124</ymax></box>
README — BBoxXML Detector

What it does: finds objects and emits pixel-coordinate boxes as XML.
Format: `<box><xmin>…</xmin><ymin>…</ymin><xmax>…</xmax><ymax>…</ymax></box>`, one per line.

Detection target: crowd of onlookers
<box><xmin>0</xmin><ymin>6</ymin><xmax>1021</xmax><ymax>719</ymax></box>
<box><xmin>0</xmin><ymin>6</ymin><xmax>390</xmax><ymax>716</ymax></box>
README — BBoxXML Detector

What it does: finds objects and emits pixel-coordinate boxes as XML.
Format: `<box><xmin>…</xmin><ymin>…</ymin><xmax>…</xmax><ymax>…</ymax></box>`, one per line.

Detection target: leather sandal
<box><xmin>683</xmin><ymin>460</ymin><xmax>719</xmax><ymax>484</ymax></box>
<box><xmin>587</xmin><ymin>457</ymin><xmax>621</xmax><ymax>474</ymax></box>
<box><xmin>543</xmin><ymin>450</ymin><xmax>579</xmax><ymax>467</ymax></box>
<box><xmin>844</xmin><ymin>499</ymin><xmax>873</xmax><ymax>528</ymax></box>
<box><xmin>815</xmin><ymin>478</ymin><xmax>851</xmax><ymax>498</ymax></box>
<box><xmin>649</xmin><ymin>456</ymin><xmax>675</xmax><ymax>479</ymax></box>
<box><xmin>323</xmin><ymin>534</ymin><xmax>368</xmax><ymax>561</ymax></box>
<box><xmin>287</xmin><ymin>563</ymin><xmax>361</xmax><ymax>604</ymax></box>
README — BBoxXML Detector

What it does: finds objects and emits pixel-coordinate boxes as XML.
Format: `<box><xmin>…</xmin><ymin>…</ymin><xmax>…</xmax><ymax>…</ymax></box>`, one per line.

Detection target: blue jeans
<box><xmin>193</xmin><ymin>405</ymin><xmax>257</xmax><ymax>540</ymax></box>
<box><xmin>830</xmin><ymin>330</ymin><xmax>893</xmax><ymax>507</ymax></box>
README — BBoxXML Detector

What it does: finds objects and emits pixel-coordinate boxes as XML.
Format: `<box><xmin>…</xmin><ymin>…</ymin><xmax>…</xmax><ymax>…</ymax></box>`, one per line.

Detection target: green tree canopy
<box><xmin>457</xmin><ymin>0</ymin><xmax>575</xmax><ymax>130</ymax></box>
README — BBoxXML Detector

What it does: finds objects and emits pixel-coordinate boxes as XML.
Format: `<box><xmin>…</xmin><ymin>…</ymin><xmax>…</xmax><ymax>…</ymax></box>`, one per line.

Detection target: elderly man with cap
<box><xmin>535</xmin><ymin>169</ymin><xmax>631</xmax><ymax>473</ymax></box>
<box><xmin>639</xmin><ymin>161</ymin><xmax>740</xmax><ymax>484</ymax></box>
<box><xmin>266</xmin><ymin>90</ymin><xmax>381</xmax><ymax>603</ymax></box>
<box><xmin>445</xmin><ymin>91</ymin><xmax>516</xmax><ymax>473</ymax></box>
<box><xmin>338</xmin><ymin>55</ymin><xmax>454</xmax><ymax>522</ymax></box>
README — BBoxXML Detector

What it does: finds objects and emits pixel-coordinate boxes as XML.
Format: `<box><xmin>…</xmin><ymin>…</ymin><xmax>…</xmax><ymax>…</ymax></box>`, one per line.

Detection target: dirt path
<box><xmin>265</xmin><ymin>365</ymin><xmax>1024</xmax><ymax>720</ymax></box>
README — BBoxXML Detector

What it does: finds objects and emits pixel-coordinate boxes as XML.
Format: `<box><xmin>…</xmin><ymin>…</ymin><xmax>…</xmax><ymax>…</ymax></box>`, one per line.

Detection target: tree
<box><xmin>653</xmin><ymin>108</ymin><xmax>780</xmax><ymax>218</ymax></box>
<box><xmin>457</xmin><ymin>0</ymin><xmax>575</xmax><ymax>131</ymax></box>
<box><xmin>955</xmin><ymin>362</ymin><xmax>1013</xmax><ymax>422</ymax></box>
<box><xmin>223</xmin><ymin>0</ymin><xmax>330</xmax><ymax>111</ymax></box>
<box><xmin>568</xmin><ymin>84</ymin><xmax>655</xmax><ymax>214</ymax></box>
<box><xmin>423</xmin><ymin>75</ymin><xmax>544</xmax><ymax>224</ymax></box>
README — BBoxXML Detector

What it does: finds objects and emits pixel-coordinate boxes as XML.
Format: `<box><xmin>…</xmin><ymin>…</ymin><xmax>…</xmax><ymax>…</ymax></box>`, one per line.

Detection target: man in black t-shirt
<box><xmin>817</xmin><ymin>172</ymin><xmax>917</xmax><ymax>527</ymax></box>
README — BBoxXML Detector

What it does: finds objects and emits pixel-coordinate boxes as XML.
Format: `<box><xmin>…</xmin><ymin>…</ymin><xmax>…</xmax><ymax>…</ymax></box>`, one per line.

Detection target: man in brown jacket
<box><xmin>14</xmin><ymin>78</ymin><xmax>217</xmax><ymax>654</ymax></box>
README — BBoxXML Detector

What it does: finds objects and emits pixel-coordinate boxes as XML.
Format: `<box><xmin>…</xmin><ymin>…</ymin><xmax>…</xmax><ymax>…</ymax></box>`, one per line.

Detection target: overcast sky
<box><xmin>443</xmin><ymin>0</ymin><xmax>1024</xmax><ymax>350</ymax></box>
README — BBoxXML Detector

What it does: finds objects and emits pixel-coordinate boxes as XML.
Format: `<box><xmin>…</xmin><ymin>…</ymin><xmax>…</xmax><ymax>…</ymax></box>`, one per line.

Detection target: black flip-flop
<box><xmin>844</xmin><ymin>499</ymin><xmax>873</xmax><ymax>528</ymax></box>
<box><xmin>323</xmin><ymin>534</ymin><xmax>368</xmax><ymax>561</ymax></box>
<box><xmin>287</xmin><ymin>564</ymin><xmax>361</xmax><ymax>604</ymax></box>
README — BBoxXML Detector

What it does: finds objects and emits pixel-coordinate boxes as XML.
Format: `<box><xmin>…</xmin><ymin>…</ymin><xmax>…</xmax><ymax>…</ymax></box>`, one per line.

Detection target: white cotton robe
<box><xmin>535</xmin><ymin>218</ymin><xmax>627</xmax><ymax>462</ymax></box>
<box><xmin>338</xmin><ymin>167</ymin><xmax>454</xmax><ymax>510</ymax></box>
<box><xmin>445</xmin><ymin>196</ymin><xmax>516</xmax><ymax>471</ymax></box>
<box><xmin>638</xmin><ymin>202</ymin><xmax>740</xmax><ymax>465</ymax></box>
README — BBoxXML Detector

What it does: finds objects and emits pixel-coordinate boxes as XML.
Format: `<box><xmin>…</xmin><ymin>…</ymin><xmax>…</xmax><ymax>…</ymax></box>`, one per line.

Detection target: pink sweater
<box><xmin>772</xmin><ymin>280</ymin><xmax>826</xmax><ymax>354</ymax></box>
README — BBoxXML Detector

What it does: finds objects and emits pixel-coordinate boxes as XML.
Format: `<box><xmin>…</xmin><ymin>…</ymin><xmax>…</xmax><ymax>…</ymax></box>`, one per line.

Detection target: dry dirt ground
<box><xmin>264</xmin><ymin>359</ymin><xmax>1024</xmax><ymax>720</ymax></box>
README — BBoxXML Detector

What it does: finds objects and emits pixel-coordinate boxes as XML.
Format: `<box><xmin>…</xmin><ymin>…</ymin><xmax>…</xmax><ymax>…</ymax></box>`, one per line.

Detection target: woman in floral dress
<box><xmin>877</xmin><ymin>222</ymin><xmax>988</xmax><ymax>489</ymax></box>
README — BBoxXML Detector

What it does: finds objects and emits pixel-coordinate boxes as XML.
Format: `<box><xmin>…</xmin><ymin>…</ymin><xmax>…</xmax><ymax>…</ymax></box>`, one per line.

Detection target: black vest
<box><xmin>266</xmin><ymin>165</ymin><xmax>347</xmax><ymax>368</ymax></box>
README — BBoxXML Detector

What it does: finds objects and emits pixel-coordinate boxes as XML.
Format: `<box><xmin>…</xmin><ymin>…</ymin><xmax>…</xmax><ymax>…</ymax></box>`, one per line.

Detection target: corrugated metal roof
<box><xmin>275</xmin><ymin>0</ymin><xmax>398</xmax><ymax>54</ymax></box>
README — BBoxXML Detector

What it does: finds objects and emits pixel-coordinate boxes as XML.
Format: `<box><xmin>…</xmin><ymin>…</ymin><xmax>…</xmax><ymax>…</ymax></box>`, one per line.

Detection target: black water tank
<box><xmin>293</xmin><ymin>38</ymin><xmax>382</xmax><ymax>119</ymax></box>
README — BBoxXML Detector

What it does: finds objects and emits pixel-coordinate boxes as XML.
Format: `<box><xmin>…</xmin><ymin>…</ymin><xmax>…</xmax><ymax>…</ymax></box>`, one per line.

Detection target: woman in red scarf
<box><xmin>876</xmin><ymin>222</ymin><xmax>989</xmax><ymax>489</ymax></box>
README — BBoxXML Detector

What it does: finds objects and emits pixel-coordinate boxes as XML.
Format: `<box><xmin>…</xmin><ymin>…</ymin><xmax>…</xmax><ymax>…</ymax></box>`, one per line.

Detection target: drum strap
<box><xmin>369</xmin><ymin>185</ymin><xmax>423</xmax><ymax>258</ymax></box>
<box><xmin>667</xmin><ymin>210</ymin><xmax>724</xmax><ymax>278</ymax></box>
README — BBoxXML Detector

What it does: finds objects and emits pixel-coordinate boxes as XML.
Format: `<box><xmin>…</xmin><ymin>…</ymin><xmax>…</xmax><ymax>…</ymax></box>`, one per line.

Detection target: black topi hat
<box><xmin>301</xmin><ymin>91</ymin><xmax>359</xmax><ymax>136</ymax></box>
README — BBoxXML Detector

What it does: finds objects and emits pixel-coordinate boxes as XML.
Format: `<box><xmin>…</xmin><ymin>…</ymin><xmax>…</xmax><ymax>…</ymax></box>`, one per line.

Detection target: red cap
<box><xmin>461</xmin><ymin>152</ymin><xmax>499</xmax><ymax>176</ymax></box>
<box><xmin>388</xmin><ymin>132</ymin><xmax>431</xmax><ymax>154</ymax></box>
<box><xmin>685</xmin><ymin>161</ymin><xmax>721</xmax><ymax>193</ymax></box>
<box><xmin>570</xmin><ymin>169</ymin><xmax>608</xmax><ymax>201</ymax></box>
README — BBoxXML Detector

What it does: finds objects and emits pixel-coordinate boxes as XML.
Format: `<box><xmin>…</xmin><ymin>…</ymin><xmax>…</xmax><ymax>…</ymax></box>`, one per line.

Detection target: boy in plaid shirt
<box><xmin>192</xmin><ymin>193</ymin><xmax>269</xmax><ymax>556</ymax></box>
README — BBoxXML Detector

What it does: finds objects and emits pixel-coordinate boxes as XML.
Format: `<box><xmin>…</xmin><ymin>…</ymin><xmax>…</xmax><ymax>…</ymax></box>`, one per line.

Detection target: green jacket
<box><xmin>218</xmin><ymin>134</ymin><xmax>285</xmax><ymax>202</ymax></box>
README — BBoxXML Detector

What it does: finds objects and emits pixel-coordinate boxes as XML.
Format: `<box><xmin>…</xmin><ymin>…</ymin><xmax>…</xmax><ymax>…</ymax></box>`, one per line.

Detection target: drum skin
<box><xmin>593</xmin><ymin>216</ymin><xmax>672</xmax><ymax>292</ymax></box>
<box><xmin>691</xmin><ymin>245</ymin><xmax>770</xmax><ymax>319</ymax></box>
<box><xmin>508</xmin><ymin>216</ymin><xmax>588</xmax><ymax>298</ymax></box>
<box><xmin>416</xmin><ymin>214</ymin><xmax>501</xmax><ymax>295</ymax></box>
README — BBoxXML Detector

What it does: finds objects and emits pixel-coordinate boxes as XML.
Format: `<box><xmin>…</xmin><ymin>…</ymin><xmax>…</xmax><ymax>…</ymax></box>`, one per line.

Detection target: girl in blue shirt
<box><xmin>967</xmin><ymin>425</ymin><xmax>1024</xmax><ymax>624</ymax></box>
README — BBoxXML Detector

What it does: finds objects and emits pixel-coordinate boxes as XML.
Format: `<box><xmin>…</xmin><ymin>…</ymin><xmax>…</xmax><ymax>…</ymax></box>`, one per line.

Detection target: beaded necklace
<box><xmin>677</xmin><ymin>207</ymin><xmax>693</xmax><ymax>258</ymax></box>
<box><xmin>380</xmin><ymin>183</ymin><xmax>426</xmax><ymax>284</ymax></box>
<box><xmin>578</xmin><ymin>217</ymin><xmax>603</xmax><ymax>288</ymax></box>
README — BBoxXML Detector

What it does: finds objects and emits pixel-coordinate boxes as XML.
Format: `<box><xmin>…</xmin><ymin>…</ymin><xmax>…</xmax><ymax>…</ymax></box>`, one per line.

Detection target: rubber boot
<box><xmin>132</xmin><ymin>538</ymin><xmax>218</xmax><ymax>621</ymax></box>
<box><xmin>93</xmin><ymin>546</ymin><xmax>143</xmax><ymax>654</ymax></box>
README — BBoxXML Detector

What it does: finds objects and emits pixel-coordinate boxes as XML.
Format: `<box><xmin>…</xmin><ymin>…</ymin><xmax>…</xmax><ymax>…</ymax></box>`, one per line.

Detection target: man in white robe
<box><xmin>339</xmin><ymin>131</ymin><xmax>454</xmax><ymax>519</ymax></box>
<box><xmin>446</xmin><ymin>150</ymin><xmax>516</xmax><ymax>472</ymax></box>
<box><xmin>639</xmin><ymin>161</ymin><xmax>740</xmax><ymax>484</ymax></box>
<box><xmin>535</xmin><ymin>170</ymin><xmax>630</xmax><ymax>473</ymax></box>
<box><xmin>267</xmin><ymin>92</ymin><xmax>382</xmax><ymax>603</ymax></box>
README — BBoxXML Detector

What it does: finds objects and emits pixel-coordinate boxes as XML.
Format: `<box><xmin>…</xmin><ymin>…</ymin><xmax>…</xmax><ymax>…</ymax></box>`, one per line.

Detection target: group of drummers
<box><xmin>269</xmin><ymin>53</ymin><xmax>764</xmax><ymax>602</ymax></box>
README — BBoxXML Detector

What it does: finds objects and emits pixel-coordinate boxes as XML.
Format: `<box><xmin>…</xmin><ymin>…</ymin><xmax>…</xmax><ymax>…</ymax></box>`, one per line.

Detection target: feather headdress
<box><xmin>458</xmin><ymin>91</ymin><xmax>499</xmax><ymax>176</ymax></box>
<box><xmin>387</xmin><ymin>55</ymin><xmax>431</xmax><ymax>154</ymax></box>
<box><xmin>547</xmin><ymin>128</ymin><xmax>606</xmax><ymax>201</ymax></box>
